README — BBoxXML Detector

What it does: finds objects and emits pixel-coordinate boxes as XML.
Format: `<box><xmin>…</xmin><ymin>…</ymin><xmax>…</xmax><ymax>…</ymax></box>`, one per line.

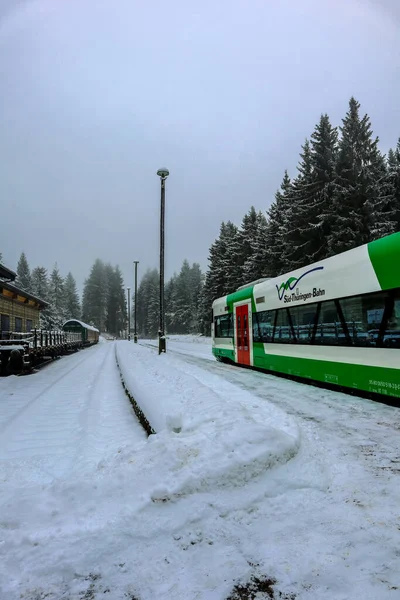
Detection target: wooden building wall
<box><xmin>0</xmin><ymin>290</ymin><xmax>41</xmax><ymax>333</ymax></box>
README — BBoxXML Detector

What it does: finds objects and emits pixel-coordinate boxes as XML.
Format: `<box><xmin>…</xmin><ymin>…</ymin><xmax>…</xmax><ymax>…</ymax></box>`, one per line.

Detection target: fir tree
<box><xmin>31</xmin><ymin>267</ymin><xmax>49</xmax><ymax>300</ymax></box>
<box><xmin>165</xmin><ymin>273</ymin><xmax>178</xmax><ymax>333</ymax></box>
<box><xmin>387</xmin><ymin>139</ymin><xmax>400</xmax><ymax>232</ymax></box>
<box><xmin>64</xmin><ymin>272</ymin><xmax>81</xmax><ymax>319</ymax></box>
<box><xmin>231</xmin><ymin>206</ymin><xmax>260</xmax><ymax>287</ymax></box>
<box><xmin>47</xmin><ymin>264</ymin><xmax>66</xmax><ymax>327</ymax></box>
<box><xmin>242</xmin><ymin>211</ymin><xmax>269</xmax><ymax>283</ymax></box>
<box><xmin>264</xmin><ymin>170</ymin><xmax>292</xmax><ymax>277</ymax></box>
<box><xmin>283</xmin><ymin>139</ymin><xmax>317</xmax><ymax>271</ymax></box>
<box><xmin>16</xmin><ymin>252</ymin><xmax>32</xmax><ymax>291</ymax></box>
<box><xmin>328</xmin><ymin>97</ymin><xmax>379</xmax><ymax>254</ymax></box>
<box><xmin>168</xmin><ymin>261</ymin><xmax>203</xmax><ymax>334</ymax></box>
<box><xmin>31</xmin><ymin>267</ymin><xmax>49</xmax><ymax>328</ymax></box>
<box><xmin>105</xmin><ymin>266</ymin><xmax>127</xmax><ymax>336</ymax></box>
<box><xmin>137</xmin><ymin>268</ymin><xmax>159</xmax><ymax>338</ymax></box>
<box><xmin>82</xmin><ymin>259</ymin><xmax>107</xmax><ymax>330</ymax></box>
<box><xmin>198</xmin><ymin>221</ymin><xmax>239</xmax><ymax>334</ymax></box>
<box><xmin>365</xmin><ymin>145</ymin><xmax>397</xmax><ymax>240</ymax></box>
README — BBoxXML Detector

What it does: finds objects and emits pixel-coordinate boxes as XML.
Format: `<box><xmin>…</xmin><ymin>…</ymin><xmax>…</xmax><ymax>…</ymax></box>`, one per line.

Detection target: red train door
<box><xmin>236</xmin><ymin>304</ymin><xmax>250</xmax><ymax>365</ymax></box>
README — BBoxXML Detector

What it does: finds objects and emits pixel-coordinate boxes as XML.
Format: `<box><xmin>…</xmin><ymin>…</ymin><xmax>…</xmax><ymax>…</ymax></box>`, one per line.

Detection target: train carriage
<box><xmin>62</xmin><ymin>319</ymin><xmax>99</xmax><ymax>345</ymax></box>
<box><xmin>212</xmin><ymin>232</ymin><xmax>400</xmax><ymax>400</ymax></box>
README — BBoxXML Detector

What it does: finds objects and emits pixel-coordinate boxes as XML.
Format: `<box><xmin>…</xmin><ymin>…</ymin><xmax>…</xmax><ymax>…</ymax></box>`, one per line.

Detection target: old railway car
<box><xmin>212</xmin><ymin>232</ymin><xmax>400</xmax><ymax>401</ymax></box>
<box><xmin>62</xmin><ymin>319</ymin><xmax>99</xmax><ymax>345</ymax></box>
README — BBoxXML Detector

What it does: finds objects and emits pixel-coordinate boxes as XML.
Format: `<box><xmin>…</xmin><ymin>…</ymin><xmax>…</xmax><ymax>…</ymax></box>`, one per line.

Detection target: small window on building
<box><xmin>15</xmin><ymin>317</ymin><xmax>23</xmax><ymax>332</ymax></box>
<box><xmin>26</xmin><ymin>319</ymin><xmax>33</xmax><ymax>331</ymax></box>
<box><xmin>1</xmin><ymin>314</ymin><xmax>10</xmax><ymax>333</ymax></box>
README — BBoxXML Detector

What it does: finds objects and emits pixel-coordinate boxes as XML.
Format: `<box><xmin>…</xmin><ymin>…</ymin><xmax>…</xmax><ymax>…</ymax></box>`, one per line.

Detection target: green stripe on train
<box><xmin>226</xmin><ymin>286</ymin><xmax>255</xmax><ymax>311</ymax></box>
<box><xmin>252</xmin><ymin>344</ymin><xmax>400</xmax><ymax>398</ymax></box>
<box><xmin>368</xmin><ymin>231</ymin><xmax>400</xmax><ymax>291</ymax></box>
<box><xmin>212</xmin><ymin>347</ymin><xmax>235</xmax><ymax>361</ymax></box>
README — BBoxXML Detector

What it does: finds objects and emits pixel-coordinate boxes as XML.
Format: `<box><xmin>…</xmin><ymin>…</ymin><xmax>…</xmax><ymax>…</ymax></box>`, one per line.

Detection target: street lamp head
<box><xmin>157</xmin><ymin>168</ymin><xmax>169</xmax><ymax>179</ymax></box>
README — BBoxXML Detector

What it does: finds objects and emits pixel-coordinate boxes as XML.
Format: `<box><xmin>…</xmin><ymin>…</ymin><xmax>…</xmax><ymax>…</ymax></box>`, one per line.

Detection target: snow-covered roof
<box><xmin>63</xmin><ymin>319</ymin><xmax>99</xmax><ymax>333</ymax></box>
<box><xmin>0</xmin><ymin>263</ymin><xmax>16</xmax><ymax>281</ymax></box>
<box><xmin>0</xmin><ymin>280</ymin><xmax>48</xmax><ymax>308</ymax></box>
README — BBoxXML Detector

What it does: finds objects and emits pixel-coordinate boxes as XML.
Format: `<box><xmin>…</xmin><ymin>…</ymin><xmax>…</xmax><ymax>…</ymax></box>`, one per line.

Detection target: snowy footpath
<box><xmin>0</xmin><ymin>338</ymin><xmax>400</xmax><ymax>599</ymax></box>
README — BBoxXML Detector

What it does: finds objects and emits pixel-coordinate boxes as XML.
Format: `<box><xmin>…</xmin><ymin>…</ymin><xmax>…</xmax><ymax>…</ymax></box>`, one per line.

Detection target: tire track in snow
<box><xmin>0</xmin><ymin>344</ymin><xmax>116</xmax><ymax>481</ymax></box>
<box><xmin>0</xmin><ymin>347</ymin><xmax>99</xmax><ymax>435</ymax></box>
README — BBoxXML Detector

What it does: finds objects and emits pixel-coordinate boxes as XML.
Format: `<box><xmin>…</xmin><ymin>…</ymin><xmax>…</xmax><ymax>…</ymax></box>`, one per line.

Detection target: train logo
<box><xmin>276</xmin><ymin>266</ymin><xmax>324</xmax><ymax>301</ymax></box>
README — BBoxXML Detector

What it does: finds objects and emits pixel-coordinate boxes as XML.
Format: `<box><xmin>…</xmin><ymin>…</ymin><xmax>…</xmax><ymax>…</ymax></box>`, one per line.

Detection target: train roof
<box><xmin>63</xmin><ymin>319</ymin><xmax>99</xmax><ymax>333</ymax></box>
<box><xmin>212</xmin><ymin>232</ymin><xmax>400</xmax><ymax>313</ymax></box>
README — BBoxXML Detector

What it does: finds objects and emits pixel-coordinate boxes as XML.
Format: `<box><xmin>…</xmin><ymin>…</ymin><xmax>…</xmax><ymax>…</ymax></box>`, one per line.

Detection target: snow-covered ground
<box><xmin>0</xmin><ymin>337</ymin><xmax>399</xmax><ymax>599</ymax></box>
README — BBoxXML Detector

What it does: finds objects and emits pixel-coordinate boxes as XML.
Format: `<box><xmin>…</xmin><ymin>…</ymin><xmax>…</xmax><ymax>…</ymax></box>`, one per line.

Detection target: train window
<box><xmin>339</xmin><ymin>292</ymin><xmax>388</xmax><ymax>347</ymax></box>
<box><xmin>14</xmin><ymin>317</ymin><xmax>22</xmax><ymax>332</ymax></box>
<box><xmin>26</xmin><ymin>319</ymin><xmax>33</xmax><ymax>331</ymax></box>
<box><xmin>274</xmin><ymin>309</ymin><xmax>294</xmax><ymax>343</ymax></box>
<box><xmin>382</xmin><ymin>289</ymin><xmax>400</xmax><ymax>348</ymax></box>
<box><xmin>253</xmin><ymin>310</ymin><xmax>274</xmax><ymax>343</ymax></box>
<box><xmin>289</xmin><ymin>304</ymin><xmax>318</xmax><ymax>344</ymax></box>
<box><xmin>214</xmin><ymin>314</ymin><xmax>233</xmax><ymax>338</ymax></box>
<box><xmin>314</xmin><ymin>301</ymin><xmax>341</xmax><ymax>345</ymax></box>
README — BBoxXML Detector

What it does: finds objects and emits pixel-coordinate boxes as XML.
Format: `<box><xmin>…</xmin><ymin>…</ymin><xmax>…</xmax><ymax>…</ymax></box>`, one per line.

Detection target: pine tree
<box><xmin>283</xmin><ymin>139</ymin><xmax>319</xmax><ymax>271</ymax></box>
<box><xmin>165</xmin><ymin>273</ymin><xmax>178</xmax><ymax>333</ymax></box>
<box><xmin>31</xmin><ymin>267</ymin><xmax>49</xmax><ymax>328</ymax></box>
<box><xmin>308</xmin><ymin>114</ymin><xmax>338</xmax><ymax>261</ymax></box>
<box><xmin>16</xmin><ymin>252</ymin><xmax>32</xmax><ymax>291</ymax></box>
<box><xmin>137</xmin><ymin>268</ymin><xmax>159</xmax><ymax>338</ymax></box>
<box><xmin>168</xmin><ymin>260</ymin><xmax>203</xmax><ymax>334</ymax></box>
<box><xmin>365</xmin><ymin>145</ymin><xmax>397</xmax><ymax>240</ymax></box>
<box><xmin>328</xmin><ymin>97</ymin><xmax>380</xmax><ymax>254</ymax></box>
<box><xmin>189</xmin><ymin>262</ymin><xmax>204</xmax><ymax>333</ymax></box>
<box><xmin>82</xmin><ymin>259</ymin><xmax>107</xmax><ymax>330</ymax></box>
<box><xmin>264</xmin><ymin>170</ymin><xmax>292</xmax><ymax>277</ymax></box>
<box><xmin>105</xmin><ymin>266</ymin><xmax>127</xmax><ymax>336</ymax></box>
<box><xmin>198</xmin><ymin>221</ymin><xmax>239</xmax><ymax>334</ymax></box>
<box><xmin>242</xmin><ymin>211</ymin><xmax>269</xmax><ymax>282</ymax></box>
<box><xmin>387</xmin><ymin>139</ymin><xmax>400</xmax><ymax>232</ymax></box>
<box><xmin>231</xmin><ymin>206</ymin><xmax>260</xmax><ymax>287</ymax></box>
<box><xmin>64</xmin><ymin>272</ymin><xmax>81</xmax><ymax>319</ymax></box>
<box><xmin>31</xmin><ymin>267</ymin><xmax>49</xmax><ymax>300</ymax></box>
<box><xmin>46</xmin><ymin>264</ymin><xmax>66</xmax><ymax>328</ymax></box>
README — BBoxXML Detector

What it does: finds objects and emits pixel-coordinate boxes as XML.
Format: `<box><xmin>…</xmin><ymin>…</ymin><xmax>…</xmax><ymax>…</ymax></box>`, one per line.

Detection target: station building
<box><xmin>0</xmin><ymin>263</ymin><xmax>47</xmax><ymax>337</ymax></box>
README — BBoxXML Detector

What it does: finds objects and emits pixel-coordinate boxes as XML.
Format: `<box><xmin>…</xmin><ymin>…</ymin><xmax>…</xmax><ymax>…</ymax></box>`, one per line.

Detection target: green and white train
<box><xmin>212</xmin><ymin>232</ymin><xmax>400</xmax><ymax>401</ymax></box>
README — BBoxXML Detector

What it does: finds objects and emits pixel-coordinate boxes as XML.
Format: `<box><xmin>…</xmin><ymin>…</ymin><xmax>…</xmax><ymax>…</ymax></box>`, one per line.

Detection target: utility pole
<box><xmin>133</xmin><ymin>261</ymin><xmax>139</xmax><ymax>343</ymax></box>
<box><xmin>127</xmin><ymin>287</ymin><xmax>131</xmax><ymax>341</ymax></box>
<box><xmin>156</xmin><ymin>168</ymin><xmax>169</xmax><ymax>354</ymax></box>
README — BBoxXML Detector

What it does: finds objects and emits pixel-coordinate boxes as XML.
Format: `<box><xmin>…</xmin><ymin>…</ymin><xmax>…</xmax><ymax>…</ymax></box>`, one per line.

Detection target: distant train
<box><xmin>62</xmin><ymin>319</ymin><xmax>100</xmax><ymax>345</ymax></box>
<box><xmin>212</xmin><ymin>232</ymin><xmax>400</xmax><ymax>401</ymax></box>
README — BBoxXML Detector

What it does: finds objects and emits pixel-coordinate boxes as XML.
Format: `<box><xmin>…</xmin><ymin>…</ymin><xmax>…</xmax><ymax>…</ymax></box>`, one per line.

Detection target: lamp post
<box><xmin>133</xmin><ymin>261</ymin><xmax>139</xmax><ymax>343</ymax></box>
<box><xmin>127</xmin><ymin>287</ymin><xmax>131</xmax><ymax>341</ymax></box>
<box><xmin>157</xmin><ymin>168</ymin><xmax>169</xmax><ymax>354</ymax></box>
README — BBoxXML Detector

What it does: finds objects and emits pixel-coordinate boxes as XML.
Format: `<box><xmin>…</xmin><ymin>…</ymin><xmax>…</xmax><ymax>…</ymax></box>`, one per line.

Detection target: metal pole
<box><xmin>127</xmin><ymin>287</ymin><xmax>131</xmax><ymax>341</ymax></box>
<box><xmin>134</xmin><ymin>261</ymin><xmax>139</xmax><ymax>343</ymax></box>
<box><xmin>159</xmin><ymin>177</ymin><xmax>166</xmax><ymax>354</ymax></box>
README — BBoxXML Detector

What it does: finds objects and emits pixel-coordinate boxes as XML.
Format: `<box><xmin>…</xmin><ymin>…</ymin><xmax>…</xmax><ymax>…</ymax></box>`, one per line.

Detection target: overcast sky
<box><xmin>1</xmin><ymin>0</ymin><xmax>399</xmax><ymax>294</ymax></box>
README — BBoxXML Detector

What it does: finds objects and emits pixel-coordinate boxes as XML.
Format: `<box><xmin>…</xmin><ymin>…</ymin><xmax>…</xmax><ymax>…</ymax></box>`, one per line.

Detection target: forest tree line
<box><xmin>2</xmin><ymin>97</ymin><xmax>399</xmax><ymax>338</ymax></box>
<box><xmin>197</xmin><ymin>97</ymin><xmax>400</xmax><ymax>333</ymax></box>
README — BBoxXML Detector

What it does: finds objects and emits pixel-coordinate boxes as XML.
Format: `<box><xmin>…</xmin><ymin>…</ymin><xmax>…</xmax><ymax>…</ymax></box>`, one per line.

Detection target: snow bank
<box><xmin>115</xmin><ymin>342</ymin><xmax>300</xmax><ymax>497</ymax></box>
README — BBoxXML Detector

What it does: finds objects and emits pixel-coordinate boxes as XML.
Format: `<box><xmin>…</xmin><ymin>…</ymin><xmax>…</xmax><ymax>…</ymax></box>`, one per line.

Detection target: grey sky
<box><xmin>1</xmin><ymin>0</ymin><xmax>399</xmax><ymax>294</ymax></box>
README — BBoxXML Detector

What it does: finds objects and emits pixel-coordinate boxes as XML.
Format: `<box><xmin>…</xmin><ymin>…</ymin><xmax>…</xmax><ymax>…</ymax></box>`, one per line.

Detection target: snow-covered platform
<box><xmin>0</xmin><ymin>338</ymin><xmax>399</xmax><ymax>600</ymax></box>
